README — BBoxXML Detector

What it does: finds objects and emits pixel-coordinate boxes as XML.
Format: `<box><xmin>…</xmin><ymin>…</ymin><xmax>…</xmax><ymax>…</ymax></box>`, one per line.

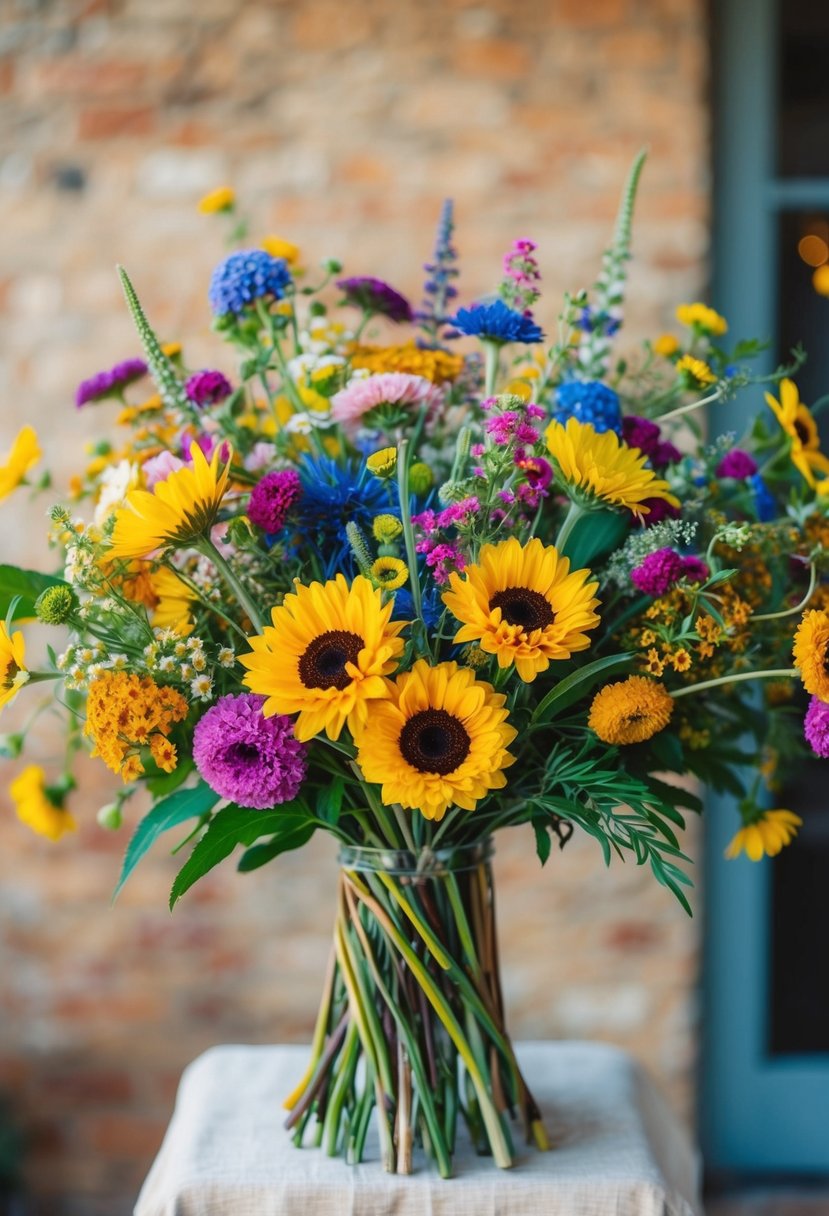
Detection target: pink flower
<box><xmin>142</xmin><ymin>450</ymin><xmax>184</xmax><ymax>488</ymax></box>
<box><xmin>244</xmin><ymin>442</ymin><xmax>278</xmax><ymax>472</ymax></box>
<box><xmin>425</xmin><ymin>543</ymin><xmax>465</xmax><ymax>584</ymax></box>
<box><xmin>631</xmin><ymin>548</ymin><xmax>684</xmax><ymax>596</ymax></box>
<box><xmin>331</xmin><ymin>373</ymin><xmax>442</xmax><ymax>425</ymax></box>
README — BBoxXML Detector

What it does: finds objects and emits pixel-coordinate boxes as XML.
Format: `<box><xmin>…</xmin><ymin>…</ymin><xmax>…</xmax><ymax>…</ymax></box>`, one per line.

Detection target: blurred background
<box><xmin>1</xmin><ymin>1</ymin><xmax>828</xmax><ymax>1213</ymax></box>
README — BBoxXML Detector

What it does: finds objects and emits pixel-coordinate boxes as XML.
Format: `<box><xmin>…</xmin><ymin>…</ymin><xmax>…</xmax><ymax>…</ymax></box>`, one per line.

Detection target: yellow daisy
<box><xmin>442</xmin><ymin>537</ymin><xmax>600</xmax><ymax>682</ymax></box>
<box><xmin>262</xmin><ymin>235</ymin><xmax>301</xmax><ymax>266</ymax></box>
<box><xmin>725</xmin><ymin>809</ymin><xmax>802</xmax><ymax>861</ymax></box>
<box><xmin>0</xmin><ymin>621</ymin><xmax>29</xmax><ymax>710</ymax></box>
<box><xmin>652</xmin><ymin>334</ymin><xmax>680</xmax><ymax>357</ymax></box>
<box><xmin>765</xmin><ymin>379</ymin><xmax>829</xmax><ymax>488</ymax></box>
<box><xmin>370</xmin><ymin>557</ymin><xmax>408</xmax><ymax>591</ymax></box>
<box><xmin>197</xmin><ymin>186</ymin><xmax>235</xmax><ymax>214</ymax></box>
<box><xmin>239</xmin><ymin>574</ymin><xmax>406</xmax><ymax>742</ymax></box>
<box><xmin>0</xmin><ymin>425</ymin><xmax>41</xmax><ymax>502</ymax></box>
<box><xmin>676</xmin><ymin>354</ymin><xmax>717</xmax><ymax>387</ymax></box>
<box><xmin>10</xmin><ymin>765</ymin><xmax>76</xmax><ymax>842</ymax></box>
<box><xmin>545</xmin><ymin>418</ymin><xmax>680</xmax><ymax>518</ymax></box>
<box><xmin>793</xmin><ymin>609</ymin><xmax>829</xmax><ymax>701</ymax></box>
<box><xmin>353</xmin><ymin>659</ymin><xmax>517</xmax><ymax>821</ymax></box>
<box><xmin>675</xmin><ymin>302</ymin><xmax>728</xmax><ymax>336</ymax></box>
<box><xmin>588</xmin><ymin>675</ymin><xmax>674</xmax><ymax>745</ymax></box>
<box><xmin>107</xmin><ymin>444</ymin><xmax>231</xmax><ymax>560</ymax></box>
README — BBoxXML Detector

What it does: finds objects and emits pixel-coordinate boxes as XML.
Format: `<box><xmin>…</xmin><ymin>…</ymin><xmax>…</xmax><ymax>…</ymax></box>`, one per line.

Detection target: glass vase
<box><xmin>283</xmin><ymin>838</ymin><xmax>548</xmax><ymax>1176</ymax></box>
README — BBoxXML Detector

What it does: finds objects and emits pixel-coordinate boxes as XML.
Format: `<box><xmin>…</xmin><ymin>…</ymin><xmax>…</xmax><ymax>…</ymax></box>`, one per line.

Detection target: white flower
<box><xmin>93</xmin><ymin>459</ymin><xmax>139</xmax><ymax>527</ymax></box>
<box><xmin>191</xmin><ymin>651</ymin><xmax>207</xmax><ymax>673</ymax></box>
<box><xmin>156</xmin><ymin>656</ymin><xmax>176</xmax><ymax>674</ymax></box>
<box><xmin>217</xmin><ymin>647</ymin><xmax>235</xmax><ymax>668</ymax></box>
<box><xmin>284</xmin><ymin>413</ymin><xmax>312</xmax><ymax>435</ymax></box>
<box><xmin>190</xmin><ymin>675</ymin><xmax>213</xmax><ymax>700</ymax></box>
<box><xmin>180</xmin><ymin>663</ymin><xmax>194</xmax><ymax>681</ymax></box>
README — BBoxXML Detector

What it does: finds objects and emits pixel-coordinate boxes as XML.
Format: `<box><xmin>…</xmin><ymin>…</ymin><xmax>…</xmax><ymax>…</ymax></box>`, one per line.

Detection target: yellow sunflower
<box><xmin>0</xmin><ymin>621</ymin><xmax>29</xmax><ymax>710</ymax></box>
<box><xmin>675</xmin><ymin>302</ymin><xmax>728</xmax><ymax>336</ymax></box>
<box><xmin>545</xmin><ymin>418</ymin><xmax>680</xmax><ymax>518</ymax></box>
<box><xmin>10</xmin><ymin>765</ymin><xmax>76</xmax><ymax>842</ymax></box>
<box><xmin>107</xmin><ymin>443</ymin><xmax>231</xmax><ymax>560</ymax></box>
<box><xmin>725</xmin><ymin>809</ymin><xmax>802</xmax><ymax>861</ymax></box>
<box><xmin>676</xmin><ymin>354</ymin><xmax>717</xmax><ymax>387</ymax></box>
<box><xmin>0</xmin><ymin>425</ymin><xmax>41</xmax><ymax>502</ymax></box>
<box><xmin>239</xmin><ymin>574</ymin><xmax>406</xmax><ymax>742</ymax></box>
<box><xmin>150</xmin><ymin>566</ymin><xmax>196</xmax><ymax>636</ymax></box>
<box><xmin>793</xmin><ymin>609</ymin><xmax>829</xmax><ymax>701</ymax></box>
<box><xmin>442</xmin><ymin>537</ymin><xmax>600</xmax><ymax>682</ymax></box>
<box><xmin>765</xmin><ymin>379</ymin><xmax>829</xmax><ymax>488</ymax></box>
<box><xmin>588</xmin><ymin>675</ymin><xmax>674</xmax><ymax>745</ymax></box>
<box><xmin>353</xmin><ymin>660</ymin><xmax>517</xmax><ymax>821</ymax></box>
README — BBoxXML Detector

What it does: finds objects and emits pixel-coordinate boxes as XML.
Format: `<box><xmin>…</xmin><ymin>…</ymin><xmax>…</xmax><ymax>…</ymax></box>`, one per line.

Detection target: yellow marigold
<box><xmin>675</xmin><ymin>302</ymin><xmax>728</xmax><ymax>336</ymax></box>
<box><xmin>10</xmin><ymin>765</ymin><xmax>76</xmax><ymax>842</ymax></box>
<box><xmin>653</xmin><ymin>333</ymin><xmax>680</xmax><ymax>357</ymax></box>
<box><xmin>197</xmin><ymin>186</ymin><xmax>235</xmax><ymax>214</ymax></box>
<box><xmin>676</xmin><ymin>354</ymin><xmax>717</xmax><ymax>387</ymax></box>
<box><xmin>588</xmin><ymin>675</ymin><xmax>674</xmax><ymax>745</ymax></box>
<box><xmin>350</xmin><ymin>342</ymin><xmax>464</xmax><ymax>385</ymax></box>
<box><xmin>545</xmin><ymin>417</ymin><xmax>680</xmax><ymax>518</ymax></box>
<box><xmin>0</xmin><ymin>426</ymin><xmax>41</xmax><ymax>502</ymax></box>
<box><xmin>793</xmin><ymin>609</ymin><xmax>829</xmax><ymax>701</ymax></box>
<box><xmin>261</xmin><ymin>235</ymin><xmax>301</xmax><ymax>265</ymax></box>
<box><xmin>725</xmin><ymin>809</ymin><xmax>801</xmax><ymax>861</ymax></box>
<box><xmin>84</xmin><ymin>671</ymin><xmax>188</xmax><ymax>781</ymax></box>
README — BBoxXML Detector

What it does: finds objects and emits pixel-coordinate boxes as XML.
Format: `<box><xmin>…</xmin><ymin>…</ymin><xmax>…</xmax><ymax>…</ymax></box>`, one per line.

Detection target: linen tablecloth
<box><xmin>134</xmin><ymin>1041</ymin><xmax>702</xmax><ymax>1216</ymax></box>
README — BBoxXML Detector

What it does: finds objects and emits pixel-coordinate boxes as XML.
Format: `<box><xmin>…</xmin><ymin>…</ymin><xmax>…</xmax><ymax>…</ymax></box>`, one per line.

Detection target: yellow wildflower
<box><xmin>84</xmin><ymin>671</ymin><xmax>188</xmax><ymax>781</ymax></box>
<box><xmin>653</xmin><ymin>334</ymin><xmax>680</xmax><ymax>357</ymax></box>
<box><xmin>10</xmin><ymin>766</ymin><xmax>76</xmax><ymax>841</ymax></box>
<box><xmin>350</xmin><ymin>342</ymin><xmax>464</xmax><ymax>385</ymax></box>
<box><xmin>676</xmin><ymin>355</ymin><xmax>717</xmax><ymax>387</ymax></box>
<box><xmin>366</xmin><ymin>447</ymin><xmax>397</xmax><ymax>479</ymax></box>
<box><xmin>197</xmin><ymin>186</ymin><xmax>235</xmax><ymax>214</ymax></box>
<box><xmin>725</xmin><ymin>809</ymin><xmax>801</xmax><ymax>861</ymax></box>
<box><xmin>372</xmin><ymin>515</ymin><xmax>404</xmax><ymax>544</ymax></box>
<box><xmin>670</xmin><ymin>648</ymin><xmax>692</xmax><ymax>672</ymax></box>
<box><xmin>764</xmin><ymin>379</ymin><xmax>829</xmax><ymax>488</ymax></box>
<box><xmin>588</xmin><ymin>676</ymin><xmax>674</xmax><ymax>745</ymax></box>
<box><xmin>371</xmin><ymin>556</ymin><xmax>408</xmax><ymax>591</ymax></box>
<box><xmin>0</xmin><ymin>426</ymin><xmax>41</xmax><ymax>502</ymax></box>
<box><xmin>0</xmin><ymin>621</ymin><xmax>29</xmax><ymax>710</ymax></box>
<box><xmin>262</xmin><ymin>235</ymin><xmax>301</xmax><ymax>266</ymax></box>
<box><xmin>545</xmin><ymin>418</ymin><xmax>680</xmax><ymax>518</ymax></box>
<box><xmin>675</xmin><ymin>302</ymin><xmax>728</xmax><ymax>336</ymax></box>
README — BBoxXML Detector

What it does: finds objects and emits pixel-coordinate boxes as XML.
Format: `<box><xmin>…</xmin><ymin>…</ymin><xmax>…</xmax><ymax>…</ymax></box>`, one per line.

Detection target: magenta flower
<box><xmin>716</xmin><ymin>449</ymin><xmax>758</xmax><ymax>479</ymax></box>
<box><xmin>680</xmin><ymin>555</ymin><xmax>710</xmax><ymax>583</ymax></box>
<box><xmin>804</xmin><ymin>695</ymin><xmax>829</xmax><ymax>758</ymax></box>
<box><xmin>181</xmin><ymin>432</ymin><xmax>231</xmax><ymax>464</ymax></box>
<box><xmin>336</xmin><ymin>276</ymin><xmax>413</xmax><ymax>323</ymax></box>
<box><xmin>248</xmin><ymin>469</ymin><xmax>302</xmax><ymax>533</ymax></box>
<box><xmin>186</xmin><ymin>370</ymin><xmax>233</xmax><ymax>407</ymax></box>
<box><xmin>641</xmin><ymin>498</ymin><xmax>681</xmax><ymax>527</ymax></box>
<box><xmin>622</xmin><ymin>415</ymin><xmax>661</xmax><ymax>456</ymax></box>
<box><xmin>331</xmin><ymin>373</ymin><xmax>441</xmax><ymax>425</ymax></box>
<box><xmin>631</xmin><ymin>548</ymin><xmax>684</xmax><ymax>596</ymax></box>
<box><xmin>75</xmin><ymin>358</ymin><xmax>147</xmax><ymax>407</ymax></box>
<box><xmin>193</xmin><ymin>693</ymin><xmax>307</xmax><ymax>809</ymax></box>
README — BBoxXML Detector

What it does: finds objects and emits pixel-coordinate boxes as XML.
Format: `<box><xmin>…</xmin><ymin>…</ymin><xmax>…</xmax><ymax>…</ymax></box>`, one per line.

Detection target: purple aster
<box><xmin>630</xmin><ymin>547</ymin><xmax>684</xmax><ymax>596</ymax></box>
<box><xmin>208</xmin><ymin>249</ymin><xmax>292</xmax><ymax>317</ymax></box>
<box><xmin>622</xmin><ymin>416</ymin><xmax>661</xmax><ymax>456</ymax></box>
<box><xmin>75</xmin><ymin>358</ymin><xmax>147</xmax><ymax>408</ymax></box>
<box><xmin>186</xmin><ymin>370</ymin><xmax>233</xmax><ymax>407</ymax></box>
<box><xmin>337</xmin><ymin>275</ymin><xmax>413</xmax><ymax>323</ymax></box>
<box><xmin>193</xmin><ymin>693</ymin><xmax>307</xmax><ymax>809</ymax></box>
<box><xmin>248</xmin><ymin>469</ymin><xmax>302</xmax><ymax>533</ymax></box>
<box><xmin>450</xmin><ymin>299</ymin><xmax>544</xmax><ymax>345</ymax></box>
<box><xmin>716</xmin><ymin>449</ymin><xmax>758</xmax><ymax>479</ymax></box>
<box><xmin>680</xmin><ymin>555</ymin><xmax>710</xmax><ymax>583</ymax></box>
<box><xmin>804</xmin><ymin>695</ymin><xmax>829</xmax><ymax>758</ymax></box>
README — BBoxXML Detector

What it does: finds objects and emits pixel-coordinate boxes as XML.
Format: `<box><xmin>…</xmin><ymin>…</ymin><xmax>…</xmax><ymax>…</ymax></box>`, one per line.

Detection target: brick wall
<box><xmin>0</xmin><ymin>1</ymin><xmax>709</xmax><ymax>1211</ymax></box>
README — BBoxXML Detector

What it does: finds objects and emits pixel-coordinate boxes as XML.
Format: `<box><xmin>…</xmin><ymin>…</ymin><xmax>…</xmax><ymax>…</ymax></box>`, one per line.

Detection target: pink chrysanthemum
<box><xmin>331</xmin><ymin>373</ymin><xmax>442</xmax><ymax>425</ymax></box>
<box><xmin>248</xmin><ymin>469</ymin><xmax>302</xmax><ymax>534</ymax></box>
<box><xmin>804</xmin><ymin>695</ymin><xmax>829</xmax><ymax>758</ymax></box>
<box><xmin>631</xmin><ymin>548</ymin><xmax>684</xmax><ymax>596</ymax></box>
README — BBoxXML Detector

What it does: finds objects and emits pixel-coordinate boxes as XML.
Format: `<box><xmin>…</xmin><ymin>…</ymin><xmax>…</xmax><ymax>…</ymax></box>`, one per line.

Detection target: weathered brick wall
<box><xmin>0</xmin><ymin>1</ymin><xmax>709</xmax><ymax>1211</ymax></box>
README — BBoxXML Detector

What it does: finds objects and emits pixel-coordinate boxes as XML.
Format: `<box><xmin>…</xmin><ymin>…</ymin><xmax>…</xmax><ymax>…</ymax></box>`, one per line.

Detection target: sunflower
<box><xmin>353</xmin><ymin>660</ymin><xmax>516</xmax><ymax>821</ymax></box>
<box><xmin>725</xmin><ymin>809</ymin><xmax>802</xmax><ymax>861</ymax></box>
<box><xmin>588</xmin><ymin>675</ymin><xmax>674</xmax><ymax>745</ymax></box>
<box><xmin>0</xmin><ymin>425</ymin><xmax>41</xmax><ymax>501</ymax></box>
<box><xmin>545</xmin><ymin>418</ymin><xmax>680</xmax><ymax>518</ymax></box>
<box><xmin>107</xmin><ymin>443</ymin><xmax>231</xmax><ymax>560</ymax></box>
<box><xmin>793</xmin><ymin>609</ymin><xmax>829</xmax><ymax>701</ymax></box>
<box><xmin>0</xmin><ymin>621</ymin><xmax>29</xmax><ymax>710</ymax></box>
<box><xmin>765</xmin><ymin>378</ymin><xmax>829</xmax><ymax>488</ymax></box>
<box><xmin>239</xmin><ymin>573</ymin><xmax>406</xmax><ymax>742</ymax></box>
<box><xmin>10</xmin><ymin>765</ymin><xmax>76</xmax><ymax>841</ymax></box>
<box><xmin>442</xmin><ymin>537</ymin><xmax>600</xmax><ymax>682</ymax></box>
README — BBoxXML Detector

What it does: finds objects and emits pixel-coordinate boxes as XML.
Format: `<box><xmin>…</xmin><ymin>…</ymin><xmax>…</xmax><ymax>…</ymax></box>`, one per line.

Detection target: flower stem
<box><xmin>196</xmin><ymin>536</ymin><xmax>264</xmax><ymax>634</ymax></box>
<box><xmin>672</xmin><ymin>667</ymin><xmax>797</xmax><ymax>699</ymax></box>
<box><xmin>658</xmin><ymin>385</ymin><xmax>725</xmax><ymax>423</ymax></box>
<box><xmin>753</xmin><ymin>564</ymin><xmax>816</xmax><ymax>621</ymax></box>
<box><xmin>483</xmin><ymin>340</ymin><xmax>500</xmax><ymax>396</ymax></box>
<box><xmin>555</xmin><ymin>499</ymin><xmax>587</xmax><ymax>553</ymax></box>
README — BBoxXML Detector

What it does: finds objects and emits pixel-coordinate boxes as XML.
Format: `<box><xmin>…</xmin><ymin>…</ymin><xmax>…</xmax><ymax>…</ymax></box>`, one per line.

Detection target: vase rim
<box><xmin>338</xmin><ymin>837</ymin><xmax>493</xmax><ymax>876</ymax></box>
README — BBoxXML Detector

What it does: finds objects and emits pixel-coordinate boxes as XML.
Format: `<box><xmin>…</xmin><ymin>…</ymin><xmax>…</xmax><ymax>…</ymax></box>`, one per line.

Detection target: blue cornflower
<box><xmin>748</xmin><ymin>472</ymin><xmax>777</xmax><ymax>522</ymax></box>
<box><xmin>292</xmin><ymin>456</ymin><xmax>398</xmax><ymax>577</ymax></box>
<box><xmin>208</xmin><ymin>250</ymin><xmax>292</xmax><ymax>317</ymax></box>
<box><xmin>392</xmin><ymin>584</ymin><xmax>443</xmax><ymax>631</ymax></box>
<box><xmin>554</xmin><ymin>380</ymin><xmax>622</xmax><ymax>434</ymax></box>
<box><xmin>451</xmin><ymin>299</ymin><xmax>544</xmax><ymax>345</ymax></box>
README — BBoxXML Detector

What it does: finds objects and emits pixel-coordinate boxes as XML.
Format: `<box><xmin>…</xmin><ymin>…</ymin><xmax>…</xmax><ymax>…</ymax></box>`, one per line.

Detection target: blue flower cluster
<box><xmin>292</xmin><ymin>456</ymin><xmax>397</xmax><ymax>577</ymax></box>
<box><xmin>451</xmin><ymin>299</ymin><xmax>543</xmax><ymax>345</ymax></box>
<box><xmin>208</xmin><ymin>250</ymin><xmax>292</xmax><ymax>317</ymax></box>
<box><xmin>554</xmin><ymin>380</ymin><xmax>621</xmax><ymax>433</ymax></box>
<box><xmin>749</xmin><ymin>472</ymin><xmax>776</xmax><ymax>522</ymax></box>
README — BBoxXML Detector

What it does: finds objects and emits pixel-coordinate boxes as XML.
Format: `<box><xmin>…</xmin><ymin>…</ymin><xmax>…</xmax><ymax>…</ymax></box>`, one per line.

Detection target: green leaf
<box><xmin>317</xmin><ymin>775</ymin><xmax>344</xmax><ymax>826</ymax></box>
<box><xmin>0</xmin><ymin>565</ymin><xmax>68</xmax><ymax>621</ymax></box>
<box><xmin>533</xmin><ymin>653</ymin><xmax>632</xmax><ymax>723</ymax></box>
<box><xmin>532</xmin><ymin>816</ymin><xmax>552</xmax><ymax>866</ymax></box>
<box><xmin>563</xmin><ymin>509</ymin><xmax>630</xmax><ymax>568</ymax></box>
<box><xmin>145</xmin><ymin>758</ymin><xmax>195</xmax><ymax>798</ymax></box>
<box><xmin>113</xmin><ymin>781</ymin><xmax>220</xmax><ymax>900</ymax></box>
<box><xmin>169</xmin><ymin>803</ymin><xmax>308</xmax><ymax>907</ymax></box>
<box><xmin>643</xmin><ymin>776</ymin><xmax>702</xmax><ymax>816</ymax></box>
<box><xmin>238</xmin><ymin>821</ymin><xmax>316</xmax><ymax>872</ymax></box>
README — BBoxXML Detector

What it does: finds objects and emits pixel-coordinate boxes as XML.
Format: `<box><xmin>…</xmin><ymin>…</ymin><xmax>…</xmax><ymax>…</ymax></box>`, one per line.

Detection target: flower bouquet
<box><xmin>3</xmin><ymin>152</ymin><xmax>828</xmax><ymax>1174</ymax></box>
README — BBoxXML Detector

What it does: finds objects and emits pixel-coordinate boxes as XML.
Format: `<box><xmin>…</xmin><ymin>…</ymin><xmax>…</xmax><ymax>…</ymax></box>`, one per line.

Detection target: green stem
<box><xmin>658</xmin><ymin>385</ymin><xmax>725</xmax><ymax>423</ymax></box>
<box><xmin>555</xmin><ymin>500</ymin><xmax>587</xmax><ymax>553</ymax></box>
<box><xmin>196</xmin><ymin>536</ymin><xmax>264</xmax><ymax>634</ymax></box>
<box><xmin>483</xmin><ymin>340</ymin><xmax>500</xmax><ymax>396</ymax></box>
<box><xmin>753</xmin><ymin>564</ymin><xmax>816</xmax><ymax>621</ymax></box>
<box><xmin>396</xmin><ymin>438</ymin><xmax>428</xmax><ymax>652</ymax></box>
<box><xmin>672</xmin><ymin>667</ymin><xmax>797</xmax><ymax>699</ymax></box>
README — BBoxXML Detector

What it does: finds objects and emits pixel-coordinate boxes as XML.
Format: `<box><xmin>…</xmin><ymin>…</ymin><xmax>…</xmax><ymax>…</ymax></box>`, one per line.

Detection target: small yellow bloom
<box><xmin>0</xmin><ymin>426</ymin><xmax>41</xmax><ymax>501</ymax></box>
<box><xmin>764</xmin><ymin>379</ymin><xmax>829</xmax><ymax>488</ymax></box>
<box><xmin>261</xmin><ymin>235</ymin><xmax>301</xmax><ymax>266</ymax></box>
<box><xmin>0</xmin><ymin>621</ymin><xmax>29</xmax><ymax>710</ymax></box>
<box><xmin>10</xmin><ymin>765</ymin><xmax>76</xmax><ymax>841</ymax></box>
<box><xmin>161</xmin><ymin>343</ymin><xmax>182</xmax><ymax>360</ymax></box>
<box><xmin>371</xmin><ymin>556</ymin><xmax>408</xmax><ymax>591</ymax></box>
<box><xmin>588</xmin><ymin>675</ymin><xmax>674</xmax><ymax>745</ymax></box>
<box><xmin>675</xmin><ymin>302</ymin><xmax>728</xmax><ymax>336</ymax></box>
<box><xmin>197</xmin><ymin>186</ymin><xmax>235</xmax><ymax>214</ymax></box>
<box><xmin>670</xmin><ymin>648</ymin><xmax>692</xmax><ymax>673</ymax></box>
<box><xmin>366</xmin><ymin>447</ymin><xmax>397</xmax><ymax>479</ymax></box>
<box><xmin>793</xmin><ymin>608</ymin><xmax>829</xmax><ymax>701</ymax></box>
<box><xmin>643</xmin><ymin>648</ymin><xmax>665</xmax><ymax>677</ymax></box>
<box><xmin>372</xmin><ymin>514</ymin><xmax>404</xmax><ymax>544</ymax></box>
<box><xmin>676</xmin><ymin>354</ymin><xmax>717</xmax><ymax>387</ymax></box>
<box><xmin>504</xmin><ymin>379</ymin><xmax>533</xmax><ymax>401</ymax></box>
<box><xmin>350</xmin><ymin>342</ymin><xmax>463</xmax><ymax>385</ymax></box>
<box><xmin>725</xmin><ymin>809</ymin><xmax>802</xmax><ymax>861</ymax></box>
<box><xmin>653</xmin><ymin>333</ymin><xmax>680</xmax><ymax>357</ymax></box>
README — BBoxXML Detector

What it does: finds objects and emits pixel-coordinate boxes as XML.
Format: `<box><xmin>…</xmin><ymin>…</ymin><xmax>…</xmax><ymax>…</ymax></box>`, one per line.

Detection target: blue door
<box><xmin>702</xmin><ymin>0</ymin><xmax>829</xmax><ymax>1174</ymax></box>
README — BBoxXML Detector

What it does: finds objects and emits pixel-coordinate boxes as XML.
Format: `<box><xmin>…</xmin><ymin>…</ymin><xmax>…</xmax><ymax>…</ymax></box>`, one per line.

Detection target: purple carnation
<box><xmin>804</xmin><ymin>695</ymin><xmax>829</xmax><ymax>758</ymax></box>
<box><xmin>622</xmin><ymin>415</ymin><xmax>660</xmax><ymax>456</ymax></box>
<box><xmin>186</xmin><ymin>370</ymin><xmax>233</xmax><ymax>407</ymax></box>
<box><xmin>641</xmin><ymin>498</ymin><xmax>681</xmax><ymax>527</ymax></box>
<box><xmin>631</xmin><ymin>547</ymin><xmax>684</xmax><ymax>596</ymax></box>
<box><xmin>248</xmin><ymin>469</ymin><xmax>302</xmax><ymax>533</ymax></box>
<box><xmin>680</xmin><ymin>555</ymin><xmax>710</xmax><ymax>583</ymax></box>
<box><xmin>716</xmin><ymin>449</ymin><xmax>758</xmax><ymax>479</ymax></box>
<box><xmin>75</xmin><ymin>358</ymin><xmax>147</xmax><ymax>408</ymax></box>
<box><xmin>337</xmin><ymin>275</ymin><xmax>413</xmax><ymax>323</ymax></box>
<box><xmin>652</xmin><ymin>440</ymin><xmax>682</xmax><ymax>469</ymax></box>
<box><xmin>193</xmin><ymin>693</ymin><xmax>307</xmax><ymax>809</ymax></box>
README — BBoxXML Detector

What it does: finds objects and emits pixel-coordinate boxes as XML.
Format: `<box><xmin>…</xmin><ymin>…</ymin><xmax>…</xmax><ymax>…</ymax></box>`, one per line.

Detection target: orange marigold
<box><xmin>84</xmin><ymin>671</ymin><xmax>188</xmax><ymax>781</ymax></box>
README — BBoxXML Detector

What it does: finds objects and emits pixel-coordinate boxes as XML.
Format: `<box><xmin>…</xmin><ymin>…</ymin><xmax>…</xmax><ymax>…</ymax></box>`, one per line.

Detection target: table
<box><xmin>135</xmin><ymin>1042</ymin><xmax>702</xmax><ymax>1215</ymax></box>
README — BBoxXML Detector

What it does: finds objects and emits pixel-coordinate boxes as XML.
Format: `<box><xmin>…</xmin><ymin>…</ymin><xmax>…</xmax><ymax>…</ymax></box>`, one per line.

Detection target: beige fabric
<box><xmin>134</xmin><ymin>1042</ymin><xmax>702</xmax><ymax>1216</ymax></box>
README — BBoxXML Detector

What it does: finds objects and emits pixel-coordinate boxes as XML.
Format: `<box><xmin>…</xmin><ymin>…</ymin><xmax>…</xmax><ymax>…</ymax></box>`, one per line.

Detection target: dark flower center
<box><xmin>399</xmin><ymin>709</ymin><xmax>471</xmax><ymax>776</ymax></box>
<box><xmin>794</xmin><ymin>419</ymin><xmax>811</xmax><ymax>446</ymax></box>
<box><xmin>489</xmin><ymin>587</ymin><xmax>555</xmax><ymax>632</ymax></box>
<box><xmin>226</xmin><ymin>742</ymin><xmax>260</xmax><ymax>767</ymax></box>
<box><xmin>298</xmin><ymin>630</ymin><xmax>364</xmax><ymax>691</ymax></box>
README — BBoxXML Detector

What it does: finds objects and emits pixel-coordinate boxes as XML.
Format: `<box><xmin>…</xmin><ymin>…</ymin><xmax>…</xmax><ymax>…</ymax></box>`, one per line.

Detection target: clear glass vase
<box><xmin>283</xmin><ymin>838</ymin><xmax>548</xmax><ymax>1176</ymax></box>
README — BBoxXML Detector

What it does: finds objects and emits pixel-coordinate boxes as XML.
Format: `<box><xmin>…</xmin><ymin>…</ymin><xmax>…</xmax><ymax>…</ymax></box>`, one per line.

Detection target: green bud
<box><xmin>408</xmin><ymin>462</ymin><xmax>433</xmax><ymax>495</ymax></box>
<box><xmin>35</xmin><ymin>584</ymin><xmax>78</xmax><ymax>625</ymax></box>
<box><xmin>97</xmin><ymin>802</ymin><xmax>123</xmax><ymax>831</ymax></box>
<box><xmin>0</xmin><ymin>732</ymin><xmax>24</xmax><ymax>759</ymax></box>
<box><xmin>321</xmin><ymin>257</ymin><xmax>343</xmax><ymax>274</ymax></box>
<box><xmin>226</xmin><ymin>516</ymin><xmax>255</xmax><ymax>548</ymax></box>
<box><xmin>309</xmin><ymin>301</ymin><xmax>327</xmax><ymax>317</ymax></box>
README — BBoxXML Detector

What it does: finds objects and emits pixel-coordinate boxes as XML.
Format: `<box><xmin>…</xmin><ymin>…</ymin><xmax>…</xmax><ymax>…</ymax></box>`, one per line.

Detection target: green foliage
<box><xmin>113</xmin><ymin>781</ymin><xmax>220</xmax><ymax>900</ymax></box>
<box><xmin>0</xmin><ymin>565</ymin><xmax>68</xmax><ymax>622</ymax></box>
<box><xmin>564</xmin><ymin>508</ymin><xmax>631</xmax><ymax>569</ymax></box>
<box><xmin>532</xmin><ymin>652</ymin><xmax>632</xmax><ymax>723</ymax></box>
